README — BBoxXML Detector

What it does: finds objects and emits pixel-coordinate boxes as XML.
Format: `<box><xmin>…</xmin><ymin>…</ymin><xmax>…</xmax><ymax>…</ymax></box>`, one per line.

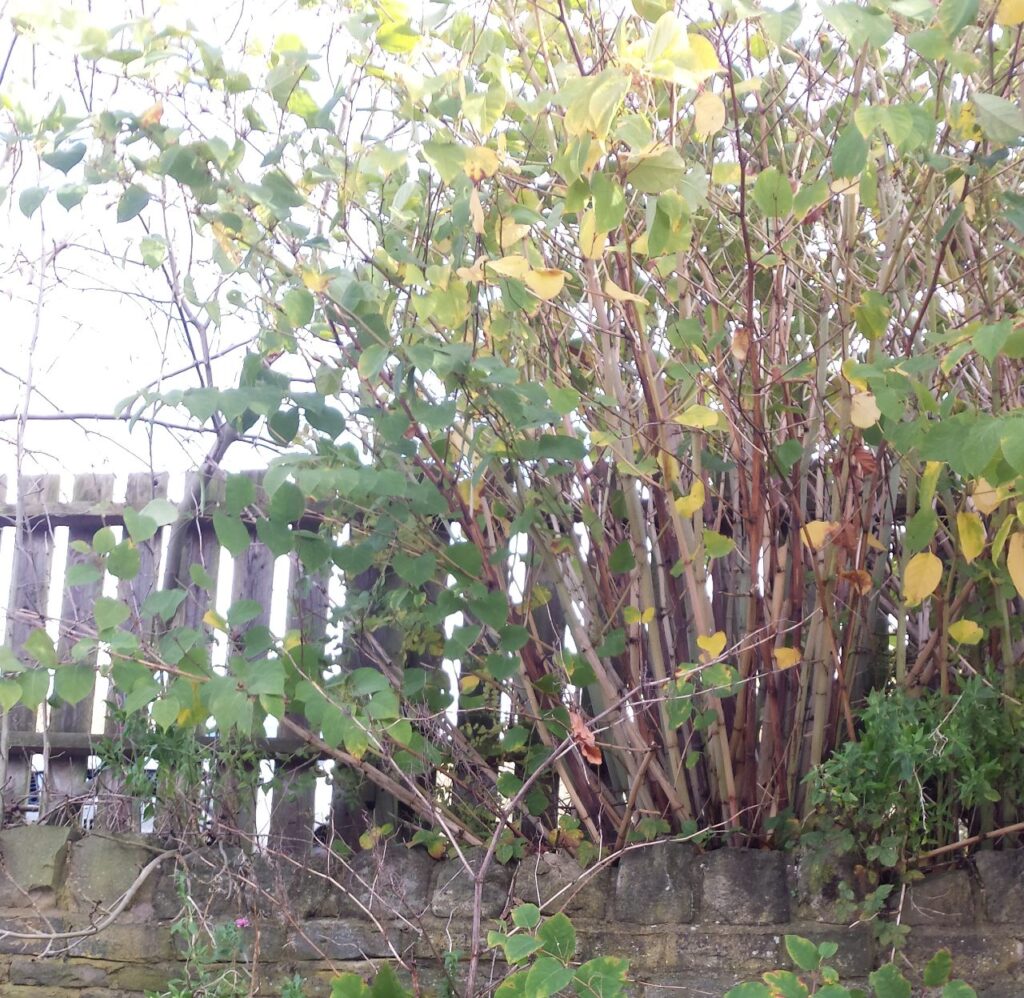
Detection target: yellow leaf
<box><xmin>140</xmin><ymin>102</ymin><xmax>164</xmax><ymax>128</ymax></box>
<box><xmin>997</xmin><ymin>0</ymin><xmax>1024</xmax><ymax>25</ymax></box>
<box><xmin>772</xmin><ymin>646</ymin><xmax>802</xmax><ymax>670</ymax></box>
<box><xmin>730</xmin><ymin>325</ymin><xmax>750</xmax><ymax>362</ymax></box>
<box><xmin>956</xmin><ymin>511</ymin><xmax>986</xmax><ymax>564</ymax></box>
<box><xmin>850</xmin><ymin>391</ymin><xmax>881</xmax><ymax>428</ymax></box>
<box><xmin>675</xmin><ymin>479</ymin><xmax>705</xmax><ymax>517</ymax></box>
<box><xmin>693</xmin><ymin>91</ymin><xmax>726</xmax><ymax>137</ymax></box>
<box><xmin>712</xmin><ymin>162</ymin><xmax>741</xmax><ymax>185</ymax></box>
<box><xmin>800</xmin><ymin>520</ymin><xmax>839</xmax><ymax>551</ymax></box>
<box><xmin>841</xmin><ymin>359</ymin><xmax>869</xmax><ymax>391</ymax></box>
<box><xmin>604</xmin><ymin>277</ymin><xmax>646</xmax><ymax>303</ymax></box>
<box><xmin>1008</xmin><ymin>532</ymin><xmax>1024</xmax><ymax>599</ymax></box>
<box><xmin>840</xmin><ymin>569</ymin><xmax>873</xmax><ymax>595</ymax></box>
<box><xmin>903</xmin><ymin>551</ymin><xmax>943</xmax><ymax>607</ymax></box>
<box><xmin>579</xmin><ymin>210</ymin><xmax>605</xmax><ymax>259</ymax></box>
<box><xmin>487</xmin><ymin>255</ymin><xmax>530</xmax><ymax>279</ymax></box>
<box><xmin>499</xmin><ymin>218</ymin><xmax>530</xmax><ymax>250</ymax></box>
<box><xmin>469</xmin><ymin>188</ymin><xmax>485</xmax><ymax>235</ymax></box>
<box><xmin>459</xmin><ymin>674</ymin><xmax>480</xmax><ymax>694</ymax></box>
<box><xmin>949</xmin><ymin>619</ymin><xmax>984</xmax><ymax>645</ymax></box>
<box><xmin>674</xmin><ymin>404</ymin><xmax>723</xmax><ymax>429</ymax></box>
<box><xmin>203</xmin><ymin>609</ymin><xmax>227</xmax><ymax>632</ymax></box>
<box><xmin>972</xmin><ymin>477</ymin><xmax>1005</xmax><ymax>516</ymax></box>
<box><xmin>697</xmin><ymin>631</ymin><xmax>727</xmax><ymax>659</ymax></box>
<box><xmin>464</xmin><ymin>145</ymin><xmax>499</xmax><ymax>181</ymax></box>
<box><xmin>524</xmin><ymin>268</ymin><xmax>566</xmax><ymax>300</ymax></box>
<box><xmin>301</xmin><ymin>268</ymin><xmax>329</xmax><ymax>293</ymax></box>
<box><xmin>456</xmin><ymin>257</ymin><xmax>486</xmax><ymax>283</ymax></box>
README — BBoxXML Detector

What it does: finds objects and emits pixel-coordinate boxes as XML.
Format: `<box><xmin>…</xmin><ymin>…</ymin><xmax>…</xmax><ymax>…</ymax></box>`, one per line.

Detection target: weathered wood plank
<box><xmin>94</xmin><ymin>472</ymin><xmax>170</xmax><ymax>832</ymax></box>
<box><xmin>46</xmin><ymin>474</ymin><xmax>115</xmax><ymax>822</ymax></box>
<box><xmin>2</xmin><ymin>475</ymin><xmax>60</xmax><ymax>818</ymax></box>
<box><xmin>212</xmin><ymin>472</ymin><xmax>275</xmax><ymax>843</ymax></box>
<box><xmin>269</xmin><ymin>557</ymin><xmax>329</xmax><ymax>854</ymax></box>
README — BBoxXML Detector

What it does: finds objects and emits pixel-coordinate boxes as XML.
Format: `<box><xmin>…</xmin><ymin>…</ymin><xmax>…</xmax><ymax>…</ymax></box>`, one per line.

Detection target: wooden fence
<box><xmin>0</xmin><ymin>471</ymin><xmax>333</xmax><ymax>851</ymax></box>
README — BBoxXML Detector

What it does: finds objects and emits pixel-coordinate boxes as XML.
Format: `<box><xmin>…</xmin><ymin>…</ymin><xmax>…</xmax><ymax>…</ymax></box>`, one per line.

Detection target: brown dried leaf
<box><xmin>570</xmin><ymin>709</ymin><xmax>602</xmax><ymax>766</ymax></box>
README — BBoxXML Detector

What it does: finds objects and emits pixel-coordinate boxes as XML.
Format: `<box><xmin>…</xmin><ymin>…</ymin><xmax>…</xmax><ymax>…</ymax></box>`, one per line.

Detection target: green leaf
<box><xmin>107</xmin><ymin>541</ymin><xmax>141</xmax><ymax>580</ymax></box>
<box><xmin>512</xmin><ymin>903</ymin><xmax>542</xmax><ymax>929</ymax></box>
<box><xmin>282</xmin><ymin>287</ymin><xmax>315</xmax><ymax>327</ymax></box>
<box><xmin>225</xmin><ymin>473</ymin><xmax>256</xmax><ymax>515</ymax></box>
<box><xmin>487</xmin><ymin>931</ymin><xmax>544</xmax><ymax>964</ymax></box>
<box><xmin>785</xmin><ymin>935</ymin><xmax>821</xmax><ymax>973</ymax></box>
<box><xmin>625</xmin><ymin>146</ymin><xmax>686</xmax><ymax>193</ymax></box>
<box><xmin>213</xmin><ymin>512</ymin><xmax>251</xmax><ymax>558</ymax></box>
<box><xmin>23</xmin><ymin>629</ymin><xmax>57</xmax><ymax>669</ymax></box>
<box><xmin>123</xmin><ymin>508</ymin><xmax>158</xmax><ymax>543</ymax></box>
<box><xmin>66</xmin><ymin>562</ymin><xmax>102</xmax><ymax>587</ymax></box>
<box><xmin>832</xmin><ymin>125</ymin><xmax>868</xmax><ymax>179</ymax></box>
<box><xmin>591</xmin><ymin>172</ymin><xmax>626</xmax><ymax>231</ymax></box>
<box><xmin>140</xmin><ymin>235</ymin><xmax>167</xmax><ymax>268</ymax></box>
<box><xmin>868</xmin><ymin>964</ymin><xmax>911</xmax><ymax>998</ymax></box>
<box><xmin>42</xmin><ymin>142</ymin><xmax>86</xmax><ymax>174</ymax></box>
<box><xmin>151</xmin><ymin>697</ymin><xmax>180</xmax><ymax>730</ymax></box>
<box><xmin>923</xmin><ymin>950</ymin><xmax>952</xmax><ymax>988</ymax></box>
<box><xmin>723</xmin><ymin>986</ymin><xmax>772</xmax><ymax>998</ymax></box>
<box><xmin>753</xmin><ymin>167</ymin><xmax>793</xmax><ymax>217</ymax></box>
<box><xmin>54</xmin><ymin>666</ymin><xmax>95</xmax><ymax>706</ymax></box>
<box><xmin>761</xmin><ymin>3</ymin><xmax>802</xmax><ymax>44</ymax></box>
<box><xmin>573</xmin><ymin>957</ymin><xmax>629</xmax><ymax>998</ymax></box>
<box><xmin>941</xmin><ymin>983</ymin><xmax>976</xmax><ymax>998</ymax></box>
<box><xmin>525</xmin><ymin>957</ymin><xmax>575</xmax><ymax>998</ymax></box>
<box><xmin>116</xmin><ymin>184</ymin><xmax>150</xmax><ymax>223</ymax></box>
<box><xmin>18</xmin><ymin>669</ymin><xmax>51</xmax><ymax>711</ymax></box>
<box><xmin>822</xmin><ymin>4</ymin><xmax>894</xmax><ymax>48</ymax></box>
<box><xmin>358</xmin><ymin>343</ymin><xmax>389</xmax><ymax>379</ymax></box>
<box><xmin>908</xmin><ymin>28</ymin><xmax>950</xmax><ymax>59</ymax></box>
<box><xmin>94</xmin><ymin>596</ymin><xmax>130</xmax><ymax>632</ymax></box>
<box><xmin>973</xmin><ymin>92</ymin><xmax>1024</xmax><ymax>146</ymax></box>
<box><xmin>19</xmin><ymin>187</ymin><xmax>47</xmax><ymax>218</ymax></box>
<box><xmin>56</xmin><ymin>185</ymin><xmax>86</xmax><ymax>210</ymax></box>
<box><xmin>0</xmin><ymin>680</ymin><xmax>21</xmax><ymax>712</ymax></box>
<box><xmin>703</xmin><ymin>530</ymin><xmax>735</xmax><ymax>558</ymax></box>
<box><xmin>609</xmin><ymin>540</ymin><xmax>637</xmax><ymax>573</ymax></box>
<box><xmin>938</xmin><ymin>0</ymin><xmax>978</xmax><ymax>36</ymax></box>
<box><xmin>537</xmin><ymin>912</ymin><xmax>575</xmax><ymax>963</ymax></box>
<box><xmin>269</xmin><ymin>481</ymin><xmax>305</xmax><ymax>523</ymax></box>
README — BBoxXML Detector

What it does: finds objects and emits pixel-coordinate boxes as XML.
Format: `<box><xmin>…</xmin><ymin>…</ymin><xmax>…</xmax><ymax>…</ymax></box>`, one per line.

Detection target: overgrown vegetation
<box><xmin>3</xmin><ymin>0</ymin><xmax>1024</xmax><ymax>960</ymax></box>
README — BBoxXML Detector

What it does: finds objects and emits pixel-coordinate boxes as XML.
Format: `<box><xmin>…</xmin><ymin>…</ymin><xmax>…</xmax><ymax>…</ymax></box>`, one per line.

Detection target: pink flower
<box><xmin>234</xmin><ymin>917</ymin><xmax>251</xmax><ymax>929</ymax></box>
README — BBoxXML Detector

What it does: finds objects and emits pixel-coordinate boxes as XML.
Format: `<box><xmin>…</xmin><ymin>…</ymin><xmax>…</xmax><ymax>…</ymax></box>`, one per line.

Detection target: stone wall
<box><xmin>0</xmin><ymin>828</ymin><xmax>1021</xmax><ymax>998</ymax></box>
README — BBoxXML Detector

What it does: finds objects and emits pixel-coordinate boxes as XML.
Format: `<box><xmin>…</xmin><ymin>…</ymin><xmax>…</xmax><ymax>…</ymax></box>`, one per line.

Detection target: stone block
<box><xmin>246</xmin><ymin>850</ymin><xmax>345</xmax><ymax>919</ymax></box>
<box><xmin>902</xmin><ymin>929</ymin><xmax>1022</xmax><ymax>984</ymax></box>
<box><xmin>0</xmin><ymin>827</ymin><xmax>73</xmax><ymax>909</ymax></box>
<box><xmin>903</xmin><ymin>869</ymin><xmax>976</xmax><ymax>926</ymax></box>
<box><xmin>614</xmin><ymin>842</ymin><xmax>697</xmax><ymax>924</ymax></box>
<box><xmin>784</xmin><ymin>923</ymin><xmax>874</xmax><ymax>977</ymax></box>
<box><xmin>65</xmin><ymin>834</ymin><xmax>160</xmax><ymax>913</ymax></box>
<box><xmin>152</xmin><ymin>845</ymin><xmax>251</xmax><ymax>920</ymax></box>
<box><xmin>974</xmin><ymin>851</ymin><xmax>1024</xmax><ymax>923</ymax></box>
<box><xmin>517</xmin><ymin>851</ymin><xmax>610</xmax><ymax>918</ymax></box>
<box><xmin>663</xmin><ymin>927</ymin><xmax>783</xmax><ymax>975</ymax></box>
<box><xmin>284</xmin><ymin>918</ymin><xmax>409</xmax><ymax>960</ymax></box>
<box><xmin>64</xmin><ymin>923</ymin><xmax>175</xmax><ymax>961</ymax></box>
<box><xmin>9</xmin><ymin>955</ymin><xmax>111</xmax><ymax>988</ymax></box>
<box><xmin>342</xmin><ymin>845</ymin><xmax>436</xmax><ymax>919</ymax></box>
<box><xmin>431</xmin><ymin>849</ymin><xmax>513</xmax><ymax>919</ymax></box>
<box><xmin>0</xmin><ymin>917</ymin><xmax>68</xmax><ymax>956</ymax></box>
<box><xmin>700</xmin><ymin>849</ymin><xmax>790</xmax><ymax>924</ymax></box>
<box><xmin>577</xmin><ymin>926</ymin><xmax>667</xmax><ymax>970</ymax></box>
<box><xmin>787</xmin><ymin>845</ymin><xmax>857</xmax><ymax>923</ymax></box>
<box><xmin>643</xmin><ymin>972</ymin><xmax>749</xmax><ymax>997</ymax></box>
